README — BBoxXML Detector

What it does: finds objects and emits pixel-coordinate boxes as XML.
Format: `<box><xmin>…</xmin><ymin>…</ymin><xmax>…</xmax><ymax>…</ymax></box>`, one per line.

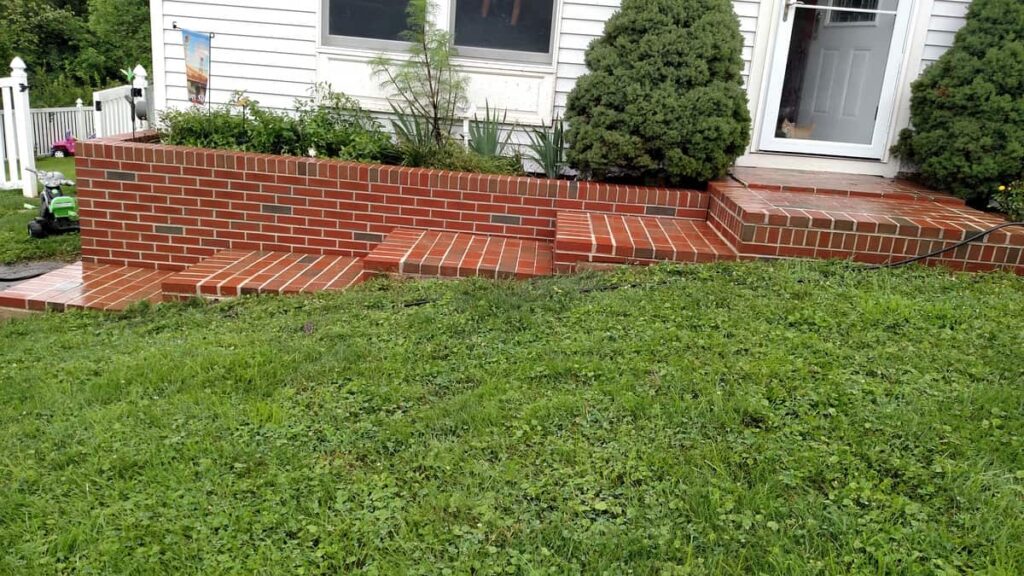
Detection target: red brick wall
<box><xmin>708</xmin><ymin>182</ymin><xmax>1024</xmax><ymax>272</ymax></box>
<box><xmin>75</xmin><ymin>134</ymin><xmax>709</xmax><ymax>270</ymax></box>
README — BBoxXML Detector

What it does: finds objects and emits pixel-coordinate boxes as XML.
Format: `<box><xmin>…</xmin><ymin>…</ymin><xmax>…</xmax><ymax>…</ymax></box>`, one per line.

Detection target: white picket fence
<box><xmin>1</xmin><ymin>59</ymin><xmax>151</xmax><ymax>196</ymax></box>
<box><xmin>0</xmin><ymin>103</ymin><xmax>95</xmax><ymax>157</ymax></box>
<box><xmin>0</xmin><ymin>58</ymin><xmax>35</xmax><ymax>197</ymax></box>
<box><xmin>93</xmin><ymin>66</ymin><xmax>151</xmax><ymax>138</ymax></box>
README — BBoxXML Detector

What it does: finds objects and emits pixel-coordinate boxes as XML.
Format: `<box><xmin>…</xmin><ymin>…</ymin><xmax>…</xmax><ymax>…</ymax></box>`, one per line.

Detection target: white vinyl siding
<box><xmin>922</xmin><ymin>0</ymin><xmax>970</xmax><ymax>69</ymax></box>
<box><xmin>152</xmin><ymin>0</ymin><xmax>970</xmax><ymax>143</ymax></box>
<box><xmin>159</xmin><ymin>0</ymin><xmax>319</xmax><ymax>111</ymax></box>
<box><xmin>553</xmin><ymin>0</ymin><xmax>761</xmax><ymax>115</ymax></box>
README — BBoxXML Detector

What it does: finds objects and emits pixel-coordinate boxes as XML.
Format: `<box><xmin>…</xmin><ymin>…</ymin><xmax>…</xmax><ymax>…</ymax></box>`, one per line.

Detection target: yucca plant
<box><xmin>390</xmin><ymin>104</ymin><xmax>436</xmax><ymax>166</ymax></box>
<box><xmin>526</xmin><ymin>119</ymin><xmax>565</xmax><ymax>179</ymax></box>
<box><xmin>468</xmin><ymin>102</ymin><xmax>512</xmax><ymax>157</ymax></box>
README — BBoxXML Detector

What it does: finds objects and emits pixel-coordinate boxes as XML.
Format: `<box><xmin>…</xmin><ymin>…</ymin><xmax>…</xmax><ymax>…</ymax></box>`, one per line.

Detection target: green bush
<box><xmin>159</xmin><ymin>88</ymin><xmax>396</xmax><ymax>163</ymax></box>
<box><xmin>159</xmin><ymin>92</ymin><xmax>520</xmax><ymax>175</ymax></box>
<box><xmin>564</xmin><ymin>0</ymin><xmax>750</xmax><ymax>184</ymax></box>
<box><xmin>296</xmin><ymin>84</ymin><xmax>396</xmax><ymax>163</ymax></box>
<box><xmin>892</xmin><ymin>0</ymin><xmax>1024</xmax><ymax>204</ymax></box>
<box><xmin>159</xmin><ymin>97</ymin><xmax>301</xmax><ymax>155</ymax></box>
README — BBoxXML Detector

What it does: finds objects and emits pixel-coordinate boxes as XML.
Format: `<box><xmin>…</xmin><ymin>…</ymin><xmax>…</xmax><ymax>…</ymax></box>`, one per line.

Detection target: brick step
<box><xmin>0</xmin><ymin>262</ymin><xmax>174</xmax><ymax>312</ymax></box>
<box><xmin>729</xmin><ymin>166</ymin><xmax>966</xmax><ymax>206</ymax></box>
<box><xmin>162</xmin><ymin>250</ymin><xmax>368</xmax><ymax>300</ymax></box>
<box><xmin>554</xmin><ymin>212</ymin><xmax>738</xmax><ymax>271</ymax></box>
<box><xmin>363</xmin><ymin>228</ymin><xmax>554</xmax><ymax>279</ymax></box>
<box><xmin>709</xmin><ymin>182</ymin><xmax>1024</xmax><ymax>273</ymax></box>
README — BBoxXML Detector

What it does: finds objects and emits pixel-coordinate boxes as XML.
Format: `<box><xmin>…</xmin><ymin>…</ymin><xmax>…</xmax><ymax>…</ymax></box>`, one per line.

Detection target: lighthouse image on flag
<box><xmin>182</xmin><ymin>29</ymin><xmax>211</xmax><ymax>105</ymax></box>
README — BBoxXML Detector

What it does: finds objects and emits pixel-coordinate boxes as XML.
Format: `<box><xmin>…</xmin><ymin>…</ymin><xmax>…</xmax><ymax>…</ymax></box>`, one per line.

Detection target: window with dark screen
<box><xmin>453</xmin><ymin>0</ymin><xmax>555</xmax><ymax>58</ymax></box>
<box><xmin>327</xmin><ymin>0</ymin><xmax>412</xmax><ymax>42</ymax></box>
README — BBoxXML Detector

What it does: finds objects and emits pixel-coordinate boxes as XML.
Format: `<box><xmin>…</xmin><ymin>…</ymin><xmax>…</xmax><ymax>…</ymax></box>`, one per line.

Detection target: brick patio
<box><xmin>1</xmin><ymin>135</ymin><xmax>1021</xmax><ymax>313</ymax></box>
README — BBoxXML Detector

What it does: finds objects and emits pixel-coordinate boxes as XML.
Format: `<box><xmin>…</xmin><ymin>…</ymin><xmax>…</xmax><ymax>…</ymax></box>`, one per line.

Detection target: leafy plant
<box><xmin>160</xmin><ymin>88</ymin><xmax>398</xmax><ymax>163</ymax></box>
<box><xmin>993</xmin><ymin>182</ymin><xmax>1024</xmax><ymax>221</ymax></box>
<box><xmin>892</xmin><ymin>0</ymin><xmax>1024</xmax><ymax>204</ymax></box>
<box><xmin>526</xmin><ymin>119</ymin><xmax>565</xmax><ymax>178</ymax></box>
<box><xmin>295</xmin><ymin>83</ymin><xmax>396</xmax><ymax>162</ymax></box>
<box><xmin>389</xmin><ymin>103</ymin><xmax>437</xmax><ymax>167</ymax></box>
<box><xmin>371</xmin><ymin>0</ymin><xmax>468</xmax><ymax>148</ymax></box>
<box><xmin>564</xmin><ymin>0</ymin><xmax>750</xmax><ymax>184</ymax></box>
<box><xmin>468</xmin><ymin>102</ymin><xmax>513</xmax><ymax>158</ymax></box>
<box><xmin>0</xmin><ymin>0</ymin><xmax>151</xmax><ymax>107</ymax></box>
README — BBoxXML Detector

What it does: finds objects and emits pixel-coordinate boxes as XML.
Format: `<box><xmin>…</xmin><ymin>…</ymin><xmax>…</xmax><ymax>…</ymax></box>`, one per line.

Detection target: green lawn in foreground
<box><xmin>0</xmin><ymin>156</ymin><xmax>79</xmax><ymax>264</ymax></box>
<box><xmin>1</xmin><ymin>262</ymin><xmax>1022</xmax><ymax>574</ymax></box>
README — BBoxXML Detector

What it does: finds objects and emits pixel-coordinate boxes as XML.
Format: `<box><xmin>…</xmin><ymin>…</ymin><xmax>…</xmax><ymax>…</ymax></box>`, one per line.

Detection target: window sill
<box><xmin>315</xmin><ymin>46</ymin><xmax>558</xmax><ymax>126</ymax></box>
<box><xmin>315</xmin><ymin>43</ymin><xmax>556</xmax><ymax>74</ymax></box>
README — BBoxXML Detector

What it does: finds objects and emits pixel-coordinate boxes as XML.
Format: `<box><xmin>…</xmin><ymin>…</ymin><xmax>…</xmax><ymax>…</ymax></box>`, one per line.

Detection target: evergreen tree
<box><xmin>893</xmin><ymin>0</ymin><xmax>1024</xmax><ymax>204</ymax></box>
<box><xmin>564</xmin><ymin>0</ymin><xmax>750</xmax><ymax>184</ymax></box>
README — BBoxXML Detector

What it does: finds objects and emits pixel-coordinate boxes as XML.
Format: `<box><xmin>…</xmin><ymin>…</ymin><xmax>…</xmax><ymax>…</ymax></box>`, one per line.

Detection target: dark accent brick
<box><xmin>740</xmin><ymin>225</ymin><xmax>755</xmax><ymax>242</ymax></box>
<box><xmin>296</xmin><ymin>162</ymin><xmax>308</xmax><ymax>176</ymax></box>
<box><xmin>645</xmin><ymin>205</ymin><xmax>676</xmax><ymax>217</ymax></box>
<box><xmin>154</xmin><ymin>225</ymin><xmax>183</xmax><ymax>235</ymax></box>
<box><xmin>298</xmin><ymin>255</ymin><xmax>319</xmax><ymax>264</ymax></box>
<box><xmin>491</xmin><ymin>214</ymin><xmax>521</xmax><ymax>225</ymax></box>
<box><xmin>261</xmin><ymin>204</ymin><xmax>292</xmax><ymax>215</ymax></box>
<box><xmin>354</xmin><ymin>232</ymin><xmax>384</xmax><ymax>243</ymax></box>
<box><xmin>106</xmin><ymin>170</ymin><xmax>136</xmax><ymax>182</ymax></box>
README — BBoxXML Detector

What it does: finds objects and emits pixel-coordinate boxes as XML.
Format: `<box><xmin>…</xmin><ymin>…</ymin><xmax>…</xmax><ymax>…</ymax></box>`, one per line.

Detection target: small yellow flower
<box><xmin>998</xmin><ymin>185</ymin><xmax>1006</xmax><ymax>191</ymax></box>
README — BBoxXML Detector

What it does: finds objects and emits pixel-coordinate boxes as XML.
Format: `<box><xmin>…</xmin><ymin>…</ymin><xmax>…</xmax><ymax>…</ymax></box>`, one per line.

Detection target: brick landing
<box><xmin>0</xmin><ymin>262</ymin><xmax>173</xmax><ymax>311</ymax></box>
<box><xmin>554</xmin><ymin>212</ymin><xmax>737</xmax><ymax>271</ymax></box>
<box><xmin>363</xmin><ymin>228</ymin><xmax>554</xmax><ymax>279</ymax></box>
<box><xmin>711</xmin><ymin>182</ymin><xmax>1024</xmax><ymax>272</ymax></box>
<box><xmin>730</xmin><ymin>167</ymin><xmax>963</xmax><ymax>206</ymax></box>
<box><xmin>162</xmin><ymin>251</ymin><xmax>368</xmax><ymax>299</ymax></box>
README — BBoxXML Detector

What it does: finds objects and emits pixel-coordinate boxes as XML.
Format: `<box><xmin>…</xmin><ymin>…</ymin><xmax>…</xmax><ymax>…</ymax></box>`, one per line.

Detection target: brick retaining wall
<box><xmin>75</xmin><ymin>133</ymin><xmax>709</xmax><ymax>270</ymax></box>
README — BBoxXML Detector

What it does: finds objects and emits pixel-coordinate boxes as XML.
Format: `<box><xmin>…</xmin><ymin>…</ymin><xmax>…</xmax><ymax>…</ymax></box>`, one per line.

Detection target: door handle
<box><xmin>784</xmin><ymin>0</ymin><xmax>806</xmax><ymax>21</ymax></box>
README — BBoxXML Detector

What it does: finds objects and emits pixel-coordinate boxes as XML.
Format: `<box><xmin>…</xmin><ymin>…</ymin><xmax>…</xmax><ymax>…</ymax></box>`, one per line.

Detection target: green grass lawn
<box><xmin>0</xmin><ymin>156</ymin><xmax>80</xmax><ymax>265</ymax></box>
<box><xmin>1</xmin><ymin>262</ymin><xmax>1022</xmax><ymax>574</ymax></box>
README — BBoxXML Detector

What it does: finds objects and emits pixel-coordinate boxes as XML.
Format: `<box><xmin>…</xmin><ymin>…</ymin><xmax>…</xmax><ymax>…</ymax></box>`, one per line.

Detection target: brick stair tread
<box><xmin>555</xmin><ymin>212</ymin><xmax>737</xmax><ymax>264</ymax></box>
<box><xmin>162</xmin><ymin>250</ymin><xmax>368</xmax><ymax>298</ymax></box>
<box><xmin>363</xmin><ymin>228</ymin><xmax>554</xmax><ymax>279</ymax></box>
<box><xmin>0</xmin><ymin>262</ymin><xmax>174</xmax><ymax>312</ymax></box>
<box><xmin>708</xmin><ymin>183</ymin><xmax>1024</xmax><ymax>272</ymax></box>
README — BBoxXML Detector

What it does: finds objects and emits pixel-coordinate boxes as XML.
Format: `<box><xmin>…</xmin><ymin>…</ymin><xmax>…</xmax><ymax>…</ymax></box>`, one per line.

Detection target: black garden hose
<box><xmin>861</xmin><ymin>222</ymin><xmax>1024</xmax><ymax>270</ymax></box>
<box><xmin>0</xmin><ymin>271</ymin><xmax>50</xmax><ymax>282</ymax></box>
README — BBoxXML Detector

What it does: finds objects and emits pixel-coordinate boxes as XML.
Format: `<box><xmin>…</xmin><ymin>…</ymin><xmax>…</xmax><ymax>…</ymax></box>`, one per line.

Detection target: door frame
<box><xmin>755</xmin><ymin>0</ymin><xmax>916</xmax><ymax>159</ymax></box>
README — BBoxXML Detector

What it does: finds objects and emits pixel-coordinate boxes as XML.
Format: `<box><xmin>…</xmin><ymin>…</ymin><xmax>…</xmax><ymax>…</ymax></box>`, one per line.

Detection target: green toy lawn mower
<box><xmin>26</xmin><ymin>167</ymin><xmax>79</xmax><ymax>239</ymax></box>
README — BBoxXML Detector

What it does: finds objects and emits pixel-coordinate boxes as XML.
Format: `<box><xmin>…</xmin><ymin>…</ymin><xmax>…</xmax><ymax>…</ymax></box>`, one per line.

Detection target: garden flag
<box><xmin>181</xmin><ymin>28</ymin><xmax>211</xmax><ymax>105</ymax></box>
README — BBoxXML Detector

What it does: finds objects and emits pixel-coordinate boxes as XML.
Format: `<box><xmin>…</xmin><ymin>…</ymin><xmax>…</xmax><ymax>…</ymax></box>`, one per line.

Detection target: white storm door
<box><xmin>758</xmin><ymin>0</ymin><xmax>913</xmax><ymax>158</ymax></box>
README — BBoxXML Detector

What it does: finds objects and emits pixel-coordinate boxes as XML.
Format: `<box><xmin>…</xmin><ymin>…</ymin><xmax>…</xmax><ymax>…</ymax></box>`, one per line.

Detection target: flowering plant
<box><xmin>993</xmin><ymin>182</ymin><xmax>1024</xmax><ymax>221</ymax></box>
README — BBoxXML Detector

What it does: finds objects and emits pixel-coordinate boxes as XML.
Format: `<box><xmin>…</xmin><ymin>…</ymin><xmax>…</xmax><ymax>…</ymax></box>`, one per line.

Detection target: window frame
<box><xmin>320</xmin><ymin>0</ymin><xmax>416</xmax><ymax>51</ymax></box>
<box><xmin>448</xmin><ymin>0</ymin><xmax>558</xmax><ymax>64</ymax></box>
<box><xmin>826</xmin><ymin>0</ymin><xmax>881</xmax><ymax>26</ymax></box>
<box><xmin>319</xmin><ymin>0</ymin><xmax>558</xmax><ymax>64</ymax></box>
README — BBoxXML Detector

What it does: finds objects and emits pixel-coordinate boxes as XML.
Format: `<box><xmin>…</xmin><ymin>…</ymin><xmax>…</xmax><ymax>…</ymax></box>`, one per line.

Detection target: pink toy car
<box><xmin>50</xmin><ymin>132</ymin><xmax>76</xmax><ymax>158</ymax></box>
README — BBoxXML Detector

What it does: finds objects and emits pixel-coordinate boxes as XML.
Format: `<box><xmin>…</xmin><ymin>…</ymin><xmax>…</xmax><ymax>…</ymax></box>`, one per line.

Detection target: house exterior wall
<box><xmin>149</xmin><ymin>0</ymin><xmax>973</xmax><ymax>175</ymax></box>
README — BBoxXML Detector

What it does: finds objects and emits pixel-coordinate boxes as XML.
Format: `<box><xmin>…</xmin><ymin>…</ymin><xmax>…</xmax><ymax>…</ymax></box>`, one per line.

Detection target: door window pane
<box><xmin>328</xmin><ymin>0</ymin><xmax>411</xmax><ymax>42</ymax></box>
<box><xmin>454</xmin><ymin>0</ymin><xmax>554</xmax><ymax>54</ymax></box>
<box><xmin>775</xmin><ymin>0</ymin><xmax>897</xmax><ymax>145</ymax></box>
<box><xmin>829</xmin><ymin>0</ymin><xmax>879</xmax><ymax>24</ymax></box>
